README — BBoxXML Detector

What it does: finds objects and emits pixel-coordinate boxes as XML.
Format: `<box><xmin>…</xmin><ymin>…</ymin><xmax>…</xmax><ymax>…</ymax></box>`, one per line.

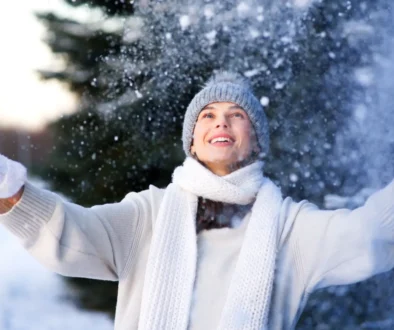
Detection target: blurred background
<box><xmin>1</xmin><ymin>0</ymin><xmax>394</xmax><ymax>328</ymax></box>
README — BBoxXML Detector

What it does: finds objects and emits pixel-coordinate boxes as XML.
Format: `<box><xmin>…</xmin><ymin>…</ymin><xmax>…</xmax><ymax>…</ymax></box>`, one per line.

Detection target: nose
<box><xmin>215</xmin><ymin>115</ymin><xmax>229</xmax><ymax>128</ymax></box>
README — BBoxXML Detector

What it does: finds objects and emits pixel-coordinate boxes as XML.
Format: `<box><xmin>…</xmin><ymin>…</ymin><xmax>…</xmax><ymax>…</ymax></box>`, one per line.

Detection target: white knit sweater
<box><xmin>1</xmin><ymin>179</ymin><xmax>394</xmax><ymax>329</ymax></box>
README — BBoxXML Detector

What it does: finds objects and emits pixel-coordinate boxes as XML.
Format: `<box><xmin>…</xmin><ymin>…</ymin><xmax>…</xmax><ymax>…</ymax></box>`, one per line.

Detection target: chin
<box><xmin>207</xmin><ymin>157</ymin><xmax>236</xmax><ymax>167</ymax></box>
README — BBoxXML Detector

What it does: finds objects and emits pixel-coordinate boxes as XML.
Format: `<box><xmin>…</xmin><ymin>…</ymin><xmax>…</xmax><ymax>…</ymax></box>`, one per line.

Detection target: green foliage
<box><xmin>36</xmin><ymin>109</ymin><xmax>183</xmax><ymax>206</ymax></box>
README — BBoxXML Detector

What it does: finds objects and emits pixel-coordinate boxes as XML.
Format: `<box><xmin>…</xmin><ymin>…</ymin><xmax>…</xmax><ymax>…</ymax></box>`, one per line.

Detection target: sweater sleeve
<box><xmin>0</xmin><ymin>182</ymin><xmax>154</xmax><ymax>281</ymax></box>
<box><xmin>291</xmin><ymin>178</ymin><xmax>394</xmax><ymax>291</ymax></box>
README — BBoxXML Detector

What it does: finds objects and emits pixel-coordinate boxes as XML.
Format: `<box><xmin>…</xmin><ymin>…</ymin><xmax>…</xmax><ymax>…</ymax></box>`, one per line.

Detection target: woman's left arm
<box><xmin>292</xmin><ymin>178</ymin><xmax>394</xmax><ymax>291</ymax></box>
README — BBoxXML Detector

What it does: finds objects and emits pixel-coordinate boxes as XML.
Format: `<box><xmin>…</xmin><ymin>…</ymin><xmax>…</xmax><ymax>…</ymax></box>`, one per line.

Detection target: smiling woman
<box><xmin>2</xmin><ymin>71</ymin><xmax>394</xmax><ymax>330</ymax></box>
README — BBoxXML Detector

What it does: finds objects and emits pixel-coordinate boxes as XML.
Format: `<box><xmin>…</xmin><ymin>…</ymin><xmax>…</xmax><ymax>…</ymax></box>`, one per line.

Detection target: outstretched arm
<box><xmin>291</xmin><ymin>179</ymin><xmax>394</xmax><ymax>291</ymax></box>
<box><xmin>0</xmin><ymin>154</ymin><xmax>152</xmax><ymax>281</ymax></box>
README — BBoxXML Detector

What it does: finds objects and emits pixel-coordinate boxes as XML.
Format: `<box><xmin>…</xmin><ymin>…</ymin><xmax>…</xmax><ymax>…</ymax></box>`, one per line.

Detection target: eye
<box><xmin>232</xmin><ymin>112</ymin><xmax>244</xmax><ymax>118</ymax></box>
<box><xmin>201</xmin><ymin>112</ymin><xmax>214</xmax><ymax>119</ymax></box>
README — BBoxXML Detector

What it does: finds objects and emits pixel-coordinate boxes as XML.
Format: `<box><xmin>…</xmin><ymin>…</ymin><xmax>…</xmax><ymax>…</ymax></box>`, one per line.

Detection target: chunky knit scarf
<box><xmin>138</xmin><ymin>157</ymin><xmax>283</xmax><ymax>329</ymax></box>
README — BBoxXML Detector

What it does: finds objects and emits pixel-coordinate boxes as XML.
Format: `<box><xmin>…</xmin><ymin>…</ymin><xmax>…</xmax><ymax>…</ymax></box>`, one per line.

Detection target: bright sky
<box><xmin>0</xmin><ymin>1</ymin><xmax>104</xmax><ymax>131</ymax></box>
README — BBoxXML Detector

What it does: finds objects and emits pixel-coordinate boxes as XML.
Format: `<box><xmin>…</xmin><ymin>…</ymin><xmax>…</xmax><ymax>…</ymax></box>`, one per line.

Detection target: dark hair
<box><xmin>196</xmin><ymin>197</ymin><xmax>252</xmax><ymax>233</ymax></box>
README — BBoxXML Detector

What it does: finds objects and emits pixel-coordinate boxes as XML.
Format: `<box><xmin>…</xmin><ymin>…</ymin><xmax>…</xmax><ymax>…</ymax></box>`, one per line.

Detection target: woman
<box><xmin>1</xmin><ymin>72</ymin><xmax>394</xmax><ymax>330</ymax></box>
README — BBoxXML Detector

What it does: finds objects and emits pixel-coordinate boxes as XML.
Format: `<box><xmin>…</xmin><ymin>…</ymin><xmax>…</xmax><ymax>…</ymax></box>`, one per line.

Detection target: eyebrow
<box><xmin>201</xmin><ymin>105</ymin><xmax>244</xmax><ymax>111</ymax></box>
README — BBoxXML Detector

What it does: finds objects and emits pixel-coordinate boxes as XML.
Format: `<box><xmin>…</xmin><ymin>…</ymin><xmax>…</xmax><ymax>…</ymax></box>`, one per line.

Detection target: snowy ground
<box><xmin>0</xmin><ymin>178</ymin><xmax>114</xmax><ymax>330</ymax></box>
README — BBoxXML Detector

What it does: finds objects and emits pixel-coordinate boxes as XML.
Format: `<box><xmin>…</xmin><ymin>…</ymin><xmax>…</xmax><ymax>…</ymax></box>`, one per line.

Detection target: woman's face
<box><xmin>191</xmin><ymin>102</ymin><xmax>259</xmax><ymax>176</ymax></box>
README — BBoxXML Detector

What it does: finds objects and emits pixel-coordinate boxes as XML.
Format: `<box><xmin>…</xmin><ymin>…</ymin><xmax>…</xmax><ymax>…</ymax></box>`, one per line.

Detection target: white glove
<box><xmin>0</xmin><ymin>154</ymin><xmax>27</xmax><ymax>199</ymax></box>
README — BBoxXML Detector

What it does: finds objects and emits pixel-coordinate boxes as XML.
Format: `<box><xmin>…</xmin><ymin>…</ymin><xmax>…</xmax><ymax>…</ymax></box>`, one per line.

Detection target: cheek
<box><xmin>192</xmin><ymin>125</ymin><xmax>206</xmax><ymax>144</ymax></box>
<box><xmin>237</xmin><ymin>124</ymin><xmax>253</xmax><ymax>143</ymax></box>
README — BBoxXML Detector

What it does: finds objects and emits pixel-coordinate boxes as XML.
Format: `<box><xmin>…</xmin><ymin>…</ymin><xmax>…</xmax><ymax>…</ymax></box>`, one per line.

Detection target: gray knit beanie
<box><xmin>182</xmin><ymin>71</ymin><xmax>269</xmax><ymax>157</ymax></box>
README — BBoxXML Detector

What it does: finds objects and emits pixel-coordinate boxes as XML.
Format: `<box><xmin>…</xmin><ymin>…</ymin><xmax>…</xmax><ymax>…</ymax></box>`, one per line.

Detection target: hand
<box><xmin>0</xmin><ymin>154</ymin><xmax>27</xmax><ymax>199</ymax></box>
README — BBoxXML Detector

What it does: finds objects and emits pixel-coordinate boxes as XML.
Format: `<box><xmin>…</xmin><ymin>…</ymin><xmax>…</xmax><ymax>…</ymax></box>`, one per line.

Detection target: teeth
<box><xmin>211</xmin><ymin>137</ymin><xmax>230</xmax><ymax>143</ymax></box>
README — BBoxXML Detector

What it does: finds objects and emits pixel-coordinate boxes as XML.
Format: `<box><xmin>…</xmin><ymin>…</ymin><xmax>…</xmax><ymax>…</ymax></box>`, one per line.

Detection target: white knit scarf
<box><xmin>138</xmin><ymin>157</ymin><xmax>283</xmax><ymax>329</ymax></box>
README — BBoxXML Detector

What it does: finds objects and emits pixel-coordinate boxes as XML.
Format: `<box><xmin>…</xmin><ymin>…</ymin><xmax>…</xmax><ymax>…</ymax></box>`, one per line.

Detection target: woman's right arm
<box><xmin>0</xmin><ymin>154</ymin><xmax>154</xmax><ymax>282</ymax></box>
<box><xmin>0</xmin><ymin>182</ymin><xmax>153</xmax><ymax>281</ymax></box>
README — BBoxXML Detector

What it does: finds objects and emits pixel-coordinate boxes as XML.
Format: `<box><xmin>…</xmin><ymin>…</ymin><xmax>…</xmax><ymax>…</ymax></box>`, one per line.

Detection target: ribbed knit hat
<box><xmin>182</xmin><ymin>71</ymin><xmax>269</xmax><ymax>157</ymax></box>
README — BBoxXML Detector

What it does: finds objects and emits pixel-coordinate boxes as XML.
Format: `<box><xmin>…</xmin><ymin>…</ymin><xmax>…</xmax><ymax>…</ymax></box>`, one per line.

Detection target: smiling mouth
<box><xmin>209</xmin><ymin>137</ymin><xmax>235</xmax><ymax>145</ymax></box>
